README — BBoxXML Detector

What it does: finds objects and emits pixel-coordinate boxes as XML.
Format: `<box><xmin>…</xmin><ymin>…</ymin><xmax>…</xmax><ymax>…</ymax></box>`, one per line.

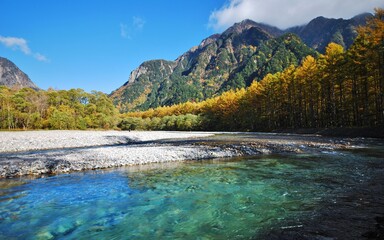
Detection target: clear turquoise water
<box><xmin>0</xmin><ymin>146</ymin><xmax>383</xmax><ymax>239</ymax></box>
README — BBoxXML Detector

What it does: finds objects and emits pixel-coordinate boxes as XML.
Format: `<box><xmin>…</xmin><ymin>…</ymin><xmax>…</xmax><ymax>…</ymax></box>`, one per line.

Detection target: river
<box><xmin>0</xmin><ymin>139</ymin><xmax>383</xmax><ymax>239</ymax></box>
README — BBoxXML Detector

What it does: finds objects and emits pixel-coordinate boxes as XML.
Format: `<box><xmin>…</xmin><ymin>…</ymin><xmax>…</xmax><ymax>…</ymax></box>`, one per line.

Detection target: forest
<box><xmin>1</xmin><ymin>9</ymin><xmax>383</xmax><ymax>132</ymax></box>
<box><xmin>0</xmin><ymin>87</ymin><xmax>118</xmax><ymax>130</ymax></box>
<box><xmin>122</xmin><ymin>9</ymin><xmax>384</xmax><ymax>131</ymax></box>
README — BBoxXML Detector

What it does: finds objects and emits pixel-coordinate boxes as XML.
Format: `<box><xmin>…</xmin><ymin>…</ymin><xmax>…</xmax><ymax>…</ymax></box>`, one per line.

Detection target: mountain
<box><xmin>111</xmin><ymin>20</ymin><xmax>315</xmax><ymax>111</ymax></box>
<box><xmin>111</xmin><ymin>14</ymin><xmax>371</xmax><ymax>112</ymax></box>
<box><xmin>0</xmin><ymin>57</ymin><xmax>39</xmax><ymax>90</ymax></box>
<box><xmin>287</xmin><ymin>13</ymin><xmax>372</xmax><ymax>52</ymax></box>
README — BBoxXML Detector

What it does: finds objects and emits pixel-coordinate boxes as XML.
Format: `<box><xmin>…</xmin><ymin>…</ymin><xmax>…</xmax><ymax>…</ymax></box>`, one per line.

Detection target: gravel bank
<box><xmin>0</xmin><ymin>131</ymin><xmax>214</xmax><ymax>153</ymax></box>
<box><xmin>0</xmin><ymin>131</ymin><xmax>362</xmax><ymax>178</ymax></box>
<box><xmin>0</xmin><ymin>131</ymin><xmax>236</xmax><ymax>178</ymax></box>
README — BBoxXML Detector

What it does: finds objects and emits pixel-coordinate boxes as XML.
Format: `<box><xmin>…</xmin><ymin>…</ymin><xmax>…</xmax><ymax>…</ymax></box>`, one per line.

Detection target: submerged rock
<box><xmin>36</xmin><ymin>230</ymin><xmax>54</xmax><ymax>240</ymax></box>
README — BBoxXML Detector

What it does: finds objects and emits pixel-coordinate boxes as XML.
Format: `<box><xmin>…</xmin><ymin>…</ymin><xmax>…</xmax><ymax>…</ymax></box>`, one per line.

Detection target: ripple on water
<box><xmin>0</xmin><ymin>146</ymin><xmax>383</xmax><ymax>239</ymax></box>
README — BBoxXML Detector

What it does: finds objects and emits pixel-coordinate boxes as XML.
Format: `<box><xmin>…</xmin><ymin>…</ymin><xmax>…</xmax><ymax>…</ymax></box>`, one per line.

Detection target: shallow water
<box><xmin>0</xmin><ymin>142</ymin><xmax>383</xmax><ymax>239</ymax></box>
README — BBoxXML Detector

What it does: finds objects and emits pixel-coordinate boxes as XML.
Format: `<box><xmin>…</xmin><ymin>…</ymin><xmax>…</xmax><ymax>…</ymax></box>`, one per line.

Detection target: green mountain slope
<box><xmin>111</xmin><ymin>14</ymin><xmax>369</xmax><ymax>112</ymax></box>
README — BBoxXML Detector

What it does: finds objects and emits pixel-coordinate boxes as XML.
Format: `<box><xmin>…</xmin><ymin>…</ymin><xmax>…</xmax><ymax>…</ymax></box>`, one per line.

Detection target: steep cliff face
<box><xmin>111</xmin><ymin>14</ymin><xmax>370</xmax><ymax>112</ymax></box>
<box><xmin>0</xmin><ymin>57</ymin><xmax>39</xmax><ymax>90</ymax></box>
<box><xmin>110</xmin><ymin>60</ymin><xmax>177</xmax><ymax>111</ymax></box>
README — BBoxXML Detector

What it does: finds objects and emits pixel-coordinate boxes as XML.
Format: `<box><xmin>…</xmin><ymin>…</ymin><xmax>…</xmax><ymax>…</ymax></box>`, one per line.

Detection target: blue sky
<box><xmin>1</xmin><ymin>0</ymin><xmax>382</xmax><ymax>93</ymax></box>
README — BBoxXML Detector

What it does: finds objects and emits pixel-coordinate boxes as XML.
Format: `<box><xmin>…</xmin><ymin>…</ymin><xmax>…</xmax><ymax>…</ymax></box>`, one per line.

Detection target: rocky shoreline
<box><xmin>0</xmin><ymin>131</ymin><xmax>364</xmax><ymax>178</ymax></box>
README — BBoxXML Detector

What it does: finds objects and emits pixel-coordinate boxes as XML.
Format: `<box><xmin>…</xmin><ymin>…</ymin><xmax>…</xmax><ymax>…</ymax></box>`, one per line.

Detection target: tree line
<box><xmin>1</xmin><ymin>9</ymin><xmax>383</xmax><ymax>132</ymax></box>
<box><xmin>0</xmin><ymin>87</ymin><xmax>118</xmax><ymax>130</ymax></box>
<box><xmin>121</xmin><ymin>9</ymin><xmax>384</xmax><ymax>131</ymax></box>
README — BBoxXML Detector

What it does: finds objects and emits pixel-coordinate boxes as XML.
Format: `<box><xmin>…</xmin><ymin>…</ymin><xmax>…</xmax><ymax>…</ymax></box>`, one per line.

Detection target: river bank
<box><xmin>273</xmin><ymin>127</ymin><xmax>384</xmax><ymax>138</ymax></box>
<box><xmin>0</xmin><ymin>130</ymin><xmax>369</xmax><ymax>178</ymax></box>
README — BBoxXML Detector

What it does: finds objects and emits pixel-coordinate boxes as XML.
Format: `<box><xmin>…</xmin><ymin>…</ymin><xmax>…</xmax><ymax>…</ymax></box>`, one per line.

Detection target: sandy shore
<box><xmin>0</xmin><ymin>131</ymin><xmax>362</xmax><ymax>178</ymax></box>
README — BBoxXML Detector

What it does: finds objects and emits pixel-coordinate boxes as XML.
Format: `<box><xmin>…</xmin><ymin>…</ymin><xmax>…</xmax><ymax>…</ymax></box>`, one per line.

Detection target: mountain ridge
<box><xmin>111</xmin><ymin>13</ymin><xmax>372</xmax><ymax>112</ymax></box>
<box><xmin>286</xmin><ymin>12</ymin><xmax>372</xmax><ymax>51</ymax></box>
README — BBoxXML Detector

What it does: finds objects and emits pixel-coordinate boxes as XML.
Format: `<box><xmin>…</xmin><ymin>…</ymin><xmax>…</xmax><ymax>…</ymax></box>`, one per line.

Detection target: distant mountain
<box><xmin>0</xmin><ymin>57</ymin><xmax>39</xmax><ymax>90</ymax></box>
<box><xmin>111</xmin><ymin>13</ymin><xmax>371</xmax><ymax>112</ymax></box>
<box><xmin>287</xmin><ymin>13</ymin><xmax>372</xmax><ymax>52</ymax></box>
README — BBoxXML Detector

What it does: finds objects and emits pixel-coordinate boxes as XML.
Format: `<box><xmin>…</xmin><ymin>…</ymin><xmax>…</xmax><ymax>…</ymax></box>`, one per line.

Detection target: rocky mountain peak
<box><xmin>126</xmin><ymin>64</ymin><xmax>148</xmax><ymax>85</ymax></box>
<box><xmin>199</xmin><ymin>34</ymin><xmax>221</xmax><ymax>49</ymax></box>
<box><xmin>125</xmin><ymin>59</ymin><xmax>177</xmax><ymax>86</ymax></box>
<box><xmin>233</xmin><ymin>19</ymin><xmax>259</xmax><ymax>32</ymax></box>
<box><xmin>352</xmin><ymin>12</ymin><xmax>373</xmax><ymax>25</ymax></box>
<box><xmin>223</xmin><ymin>19</ymin><xmax>283</xmax><ymax>38</ymax></box>
<box><xmin>286</xmin><ymin>13</ymin><xmax>369</xmax><ymax>52</ymax></box>
<box><xmin>0</xmin><ymin>57</ymin><xmax>39</xmax><ymax>90</ymax></box>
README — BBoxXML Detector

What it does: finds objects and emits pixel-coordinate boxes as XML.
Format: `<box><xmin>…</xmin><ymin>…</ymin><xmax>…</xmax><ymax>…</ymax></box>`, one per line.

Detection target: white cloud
<box><xmin>34</xmin><ymin>53</ymin><xmax>49</xmax><ymax>62</ymax></box>
<box><xmin>133</xmin><ymin>16</ymin><xmax>145</xmax><ymax>30</ymax></box>
<box><xmin>0</xmin><ymin>36</ymin><xmax>31</xmax><ymax>54</ymax></box>
<box><xmin>120</xmin><ymin>23</ymin><xmax>130</xmax><ymax>39</ymax></box>
<box><xmin>209</xmin><ymin>0</ymin><xmax>384</xmax><ymax>30</ymax></box>
<box><xmin>0</xmin><ymin>35</ymin><xmax>49</xmax><ymax>62</ymax></box>
<box><xmin>120</xmin><ymin>16</ymin><xmax>146</xmax><ymax>39</ymax></box>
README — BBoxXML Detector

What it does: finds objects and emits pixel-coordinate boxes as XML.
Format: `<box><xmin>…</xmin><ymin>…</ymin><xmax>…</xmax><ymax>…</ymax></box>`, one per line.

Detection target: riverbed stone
<box><xmin>0</xmin><ymin>131</ymin><xmax>361</xmax><ymax>178</ymax></box>
<box><xmin>36</xmin><ymin>230</ymin><xmax>54</xmax><ymax>240</ymax></box>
